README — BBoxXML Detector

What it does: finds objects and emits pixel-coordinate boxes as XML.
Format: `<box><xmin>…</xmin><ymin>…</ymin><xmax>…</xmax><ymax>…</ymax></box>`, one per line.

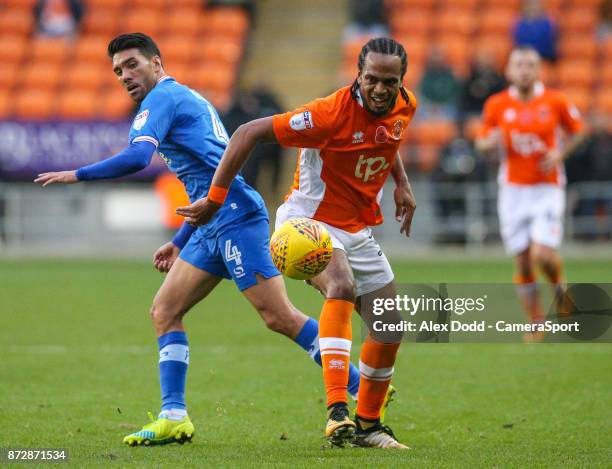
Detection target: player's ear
<box><xmin>152</xmin><ymin>55</ymin><xmax>162</xmax><ymax>71</ymax></box>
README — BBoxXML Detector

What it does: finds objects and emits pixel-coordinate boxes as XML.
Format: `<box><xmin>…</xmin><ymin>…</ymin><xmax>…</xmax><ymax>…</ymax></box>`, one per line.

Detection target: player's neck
<box><xmin>511</xmin><ymin>81</ymin><xmax>543</xmax><ymax>102</ymax></box>
<box><xmin>155</xmin><ymin>69</ymin><xmax>168</xmax><ymax>84</ymax></box>
<box><xmin>517</xmin><ymin>88</ymin><xmax>534</xmax><ymax>101</ymax></box>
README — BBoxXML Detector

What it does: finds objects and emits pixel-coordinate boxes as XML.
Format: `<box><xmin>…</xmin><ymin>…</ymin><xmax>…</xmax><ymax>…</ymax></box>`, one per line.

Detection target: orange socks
<box><xmin>356</xmin><ymin>335</ymin><xmax>399</xmax><ymax>420</ymax></box>
<box><xmin>319</xmin><ymin>299</ymin><xmax>354</xmax><ymax>407</ymax></box>
<box><xmin>514</xmin><ymin>272</ymin><xmax>544</xmax><ymax>323</ymax></box>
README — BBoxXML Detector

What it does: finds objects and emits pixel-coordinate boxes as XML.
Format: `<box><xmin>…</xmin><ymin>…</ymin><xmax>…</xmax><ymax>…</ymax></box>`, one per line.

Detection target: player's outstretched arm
<box><xmin>34</xmin><ymin>170</ymin><xmax>79</xmax><ymax>186</ymax></box>
<box><xmin>176</xmin><ymin>117</ymin><xmax>277</xmax><ymax>226</ymax></box>
<box><xmin>34</xmin><ymin>141</ymin><xmax>157</xmax><ymax>186</ymax></box>
<box><xmin>391</xmin><ymin>152</ymin><xmax>416</xmax><ymax>237</ymax></box>
<box><xmin>475</xmin><ymin>128</ymin><xmax>501</xmax><ymax>155</ymax></box>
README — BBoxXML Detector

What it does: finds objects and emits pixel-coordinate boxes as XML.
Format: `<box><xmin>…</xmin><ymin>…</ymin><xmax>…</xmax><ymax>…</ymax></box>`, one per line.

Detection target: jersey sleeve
<box><xmin>272</xmin><ymin>95</ymin><xmax>337</xmax><ymax>149</ymax></box>
<box><xmin>130</xmin><ymin>88</ymin><xmax>177</xmax><ymax>147</ymax></box>
<box><xmin>477</xmin><ymin>96</ymin><xmax>499</xmax><ymax>138</ymax></box>
<box><xmin>556</xmin><ymin>92</ymin><xmax>583</xmax><ymax>135</ymax></box>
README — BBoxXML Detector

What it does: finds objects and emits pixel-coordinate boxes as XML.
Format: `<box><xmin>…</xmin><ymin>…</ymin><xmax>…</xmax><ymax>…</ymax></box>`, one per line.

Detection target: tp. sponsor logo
<box><xmin>133</xmin><ymin>110</ymin><xmax>149</xmax><ymax>130</ymax></box>
<box><xmin>355</xmin><ymin>155</ymin><xmax>390</xmax><ymax>182</ymax></box>
<box><xmin>289</xmin><ymin>111</ymin><xmax>313</xmax><ymax>131</ymax></box>
<box><xmin>510</xmin><ymin>130</ymin><xmax>547</xmax><ymax>156</ymax></box>
<box><xmin>352</xmin><ymin>131</ymin><xmax>364</xmax><ymax>144</ymax></box>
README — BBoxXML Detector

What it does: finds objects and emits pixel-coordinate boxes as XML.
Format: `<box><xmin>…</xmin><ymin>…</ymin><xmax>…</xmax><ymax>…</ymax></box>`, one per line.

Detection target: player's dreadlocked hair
<box><xmin>350</xmin><ymin>37</ymin><xmax>412</xmax><ymax>105</ymax></box>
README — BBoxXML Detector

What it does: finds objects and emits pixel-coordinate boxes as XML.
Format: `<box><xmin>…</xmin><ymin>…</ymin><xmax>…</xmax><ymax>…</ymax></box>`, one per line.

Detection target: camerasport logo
<box><xmin>289</xmin><ymin>111</ymin><xmax>313</xmax><ymax>131</ymax></box>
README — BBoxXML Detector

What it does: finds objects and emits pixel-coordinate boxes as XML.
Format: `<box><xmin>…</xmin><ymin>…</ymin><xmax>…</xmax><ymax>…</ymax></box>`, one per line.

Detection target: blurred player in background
<box><xmin>178</xmin><ymin>37</ymin><xmax>416</xmax><ymax>449</ymax></box>
<box><xmin>34</xmin><ymin>32</ymin><xmax>367</xmax><ymax>446</ymax></box>
<box><xmin>476</xmin><ymin>46</ymin><xmax>584</xmax><ymax>342</ymax></box>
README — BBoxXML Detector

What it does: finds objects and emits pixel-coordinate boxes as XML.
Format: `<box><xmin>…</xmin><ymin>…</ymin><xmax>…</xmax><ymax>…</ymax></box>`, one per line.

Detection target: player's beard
<box><xmin>363</xmin><ymin>92</ymin><xmax>398</xmax><ymax>117</ymax></box>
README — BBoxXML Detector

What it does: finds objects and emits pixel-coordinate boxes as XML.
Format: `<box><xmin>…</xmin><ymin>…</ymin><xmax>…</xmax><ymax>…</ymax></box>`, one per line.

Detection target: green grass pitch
<box><xmin>1</xmin><ymin>259</ymin><xmax>611</xmax><ymax>468</ymax></box>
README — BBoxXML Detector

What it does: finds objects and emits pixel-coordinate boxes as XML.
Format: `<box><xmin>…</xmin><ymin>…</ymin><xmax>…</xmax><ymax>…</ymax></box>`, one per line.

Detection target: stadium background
<box><xmin>0</xmin><ymin>0</ymin><xmax>611</xmax><ymax>466</ymax></box>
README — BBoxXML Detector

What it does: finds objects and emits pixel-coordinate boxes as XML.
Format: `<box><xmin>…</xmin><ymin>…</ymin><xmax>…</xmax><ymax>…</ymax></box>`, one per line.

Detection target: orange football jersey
<box><xmin>272</xmin><ymin>86</ymin><xmax>417</xmax><ymax>233</ymax></box>
<box><xmin>479</xmin><ymin>83</ymin><xmax>582</xmax><ymax>185</ymax></box>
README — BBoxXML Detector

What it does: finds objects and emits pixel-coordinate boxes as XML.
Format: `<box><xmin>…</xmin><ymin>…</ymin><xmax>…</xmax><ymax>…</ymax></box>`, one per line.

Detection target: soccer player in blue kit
<box><xmin>34</xmin><ymin>33</ymin><xmax>368</xmax><ymax>446</ymax></box>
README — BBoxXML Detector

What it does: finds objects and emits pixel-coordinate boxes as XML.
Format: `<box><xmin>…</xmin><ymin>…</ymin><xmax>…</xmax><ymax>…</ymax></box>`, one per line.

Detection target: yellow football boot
<box><xmin>325</xmin><ymin>405</ymin><xmax>356</xmax><ymax>447</ymax></box>
<box><xmin>123</xmin><ymin>412</ymin><xmax>194</xmax><ymax>446</ymax></box>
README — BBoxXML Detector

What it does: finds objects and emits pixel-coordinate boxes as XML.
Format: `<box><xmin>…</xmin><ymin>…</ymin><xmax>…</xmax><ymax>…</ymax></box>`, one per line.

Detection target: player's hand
<box><xmin>34</xmin><ymin>170</ymin><xmax>79</xmax><ymax>186</ymax></box>
<box><xmin>539</xmin><ymin>148</ymin><xmax>563</xmax><ymax>173</ymax></box>
<box><xmin>175</xmin><ymin>198</ymin><xmax>221</xmax><ymax>226</ymax></box>
<box><xmin>476</xmin><ymin>128</ymin><xmax>502</xmax><ymax>154</ymax></box>
<box><xmin>394</xmin><ymin>184</ymin><xmax>416</xmax><ymax>237</ymax></box>
<box><xmin>153</xmin><ymin>242</ymin><xmax>180</xmax><ymax>273</ymax></box>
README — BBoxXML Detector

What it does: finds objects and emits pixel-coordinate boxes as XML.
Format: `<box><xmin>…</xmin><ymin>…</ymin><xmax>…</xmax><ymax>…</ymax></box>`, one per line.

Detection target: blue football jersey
<box><xmin>128</xmin><ymin>76</ymin><xmax>265</xmax><ymax>236</ymax></box>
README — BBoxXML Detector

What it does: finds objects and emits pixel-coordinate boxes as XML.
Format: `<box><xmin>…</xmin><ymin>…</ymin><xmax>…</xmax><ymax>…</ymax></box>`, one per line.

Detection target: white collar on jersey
<box><xmin>509</xmin><ymin>81</ymin><xmax>545</xmax><ymax>100</ymax></box>
<box><xmin>157</xmin><ymin>75</ymin><xmax>172</xmax><ymax>84</ymax></box>
<box><xmin>355</xmin><ymin>88</ymin><xmax>364</xmax><ymax>107</ymax></box>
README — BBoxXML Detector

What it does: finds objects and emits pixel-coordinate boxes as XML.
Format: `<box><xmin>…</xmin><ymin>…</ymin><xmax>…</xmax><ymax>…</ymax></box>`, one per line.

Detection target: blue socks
<box><xmin>157</xmin><ymin>320</ymin><xmax>361</xmax><ymax>414</ymax></box>
<box><xmin>158</xmin><ymin>331</ymin><xmax>189</xmax><ymax>411</ymax></box>
<box><xmin>294</xmin><ymin>318</ymin><xmax>360</xmax><ymax>398</ymax></box>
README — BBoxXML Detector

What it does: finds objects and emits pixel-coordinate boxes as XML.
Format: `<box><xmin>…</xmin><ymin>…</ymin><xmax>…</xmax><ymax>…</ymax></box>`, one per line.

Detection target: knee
<box><xmin>516</xmin><ymin>252</ymin><xmax>534</xmax><ymax>278</ymax></box>
<box><xmin>150</xmin><ymin>301</ymin><xmax>182</xmax><ymax>334</ymax></box>
<box><xmin>517</xmin><ymin>260</ymin><xmax>533</xmax><ymax>278</ymax></box>
<box><xmin>531</xmin><ymin>246</ymin><xmax>555</xmax><ymax>270</ymax></box>
<box><xmin>326</xmin><ymin>279</ymin><xmax>357</xmax><ymax>303</ymax></box>
<box><xmin>257</xmin><ymin>305</ymin><xmax>292</xmax><ymax>336</ymax></box>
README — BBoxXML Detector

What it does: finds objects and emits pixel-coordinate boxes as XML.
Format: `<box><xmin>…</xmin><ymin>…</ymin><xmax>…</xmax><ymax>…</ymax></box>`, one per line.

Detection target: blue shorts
<box><xmin>179</xmin><ymin>211</ymin><xmax>280</xmax><ymax>291</ymax></box>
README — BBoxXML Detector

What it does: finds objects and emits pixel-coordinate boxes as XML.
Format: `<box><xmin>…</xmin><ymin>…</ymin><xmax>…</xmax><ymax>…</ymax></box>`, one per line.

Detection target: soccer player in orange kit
<box><xmin>476</xmin><ymin>46</ymin><xmax>585</xmax><ymax>342</ymax></box>
<box><xmin>176</xmin><ymin>37</ymin><xmax>417</xmax><ymax>448</ymax></box>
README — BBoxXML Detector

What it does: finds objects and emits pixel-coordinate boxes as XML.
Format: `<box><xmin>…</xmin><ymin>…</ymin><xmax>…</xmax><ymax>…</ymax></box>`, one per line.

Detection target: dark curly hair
<box><xmin>350</xmin><ymin>37</ymin><xmax>411</xmax><ymax>104</ymax></box>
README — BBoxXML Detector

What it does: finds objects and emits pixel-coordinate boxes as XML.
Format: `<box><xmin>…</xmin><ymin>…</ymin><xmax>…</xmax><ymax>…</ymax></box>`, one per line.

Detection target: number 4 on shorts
<box><xmin>225</xmin><ymin>239</ymin><xmax>242</xmax><ymax>265</ymax></box>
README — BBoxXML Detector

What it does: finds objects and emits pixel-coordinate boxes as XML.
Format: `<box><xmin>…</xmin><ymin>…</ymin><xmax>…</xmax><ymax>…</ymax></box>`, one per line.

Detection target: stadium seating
<box><xmin>352</xmin><ymin>0</ymin><xmax>609</xmax><ymax>170</ymax></box>
<box><xmin>0</xmin><ymin>1</ymin><xmax>251</xmax><ymax>120</ymax></box>
<box><xmin>0</xmin><ymin>35</ymin><xmax>28</xmax><ymax>64</ymax></box>
<box><xmin>14</xmin><ymin>89</ymin><xmax>55</xmax><ymax>120</ymax></box>
<box><xmin>0</xmin><ymin>92</ymin><xmax>10</xmax><ymax>118</ymax></box>
<box><xmin>0</xmin><ymin>64</ymin><xmax>17</xmax><ymax>92</ymax></box>
<box><xmin>0</xmin><ymin>0</ymin><xmax>606</xmax><ymax>169</ymax></box>
<box><xmin>0</xmin><ymin>9</ymin><xmax>34</xmax><ymax>35</ymax></box>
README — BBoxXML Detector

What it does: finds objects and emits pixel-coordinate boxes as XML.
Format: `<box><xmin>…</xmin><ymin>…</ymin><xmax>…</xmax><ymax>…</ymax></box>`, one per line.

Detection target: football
<box><xmin>270</xmin><ymin>217</ymin><xmax>333</xmax><ymax>280</ymax></box>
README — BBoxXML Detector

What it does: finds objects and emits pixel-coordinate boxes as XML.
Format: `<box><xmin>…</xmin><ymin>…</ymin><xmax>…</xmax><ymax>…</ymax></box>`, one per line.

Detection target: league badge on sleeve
<box><xmin>289</xmin><ymin>111</ymin><xmax>314</xmax><ymax>131</ymax></box>
<box><xmin>133</xmin><ymin>110</ymin><xmax>149</xmax><ymax>130</ymax></box>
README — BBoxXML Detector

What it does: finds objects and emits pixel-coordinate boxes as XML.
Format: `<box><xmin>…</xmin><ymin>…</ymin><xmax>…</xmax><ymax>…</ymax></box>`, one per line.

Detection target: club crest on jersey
<box><xmin>375</xmin><ymin>125</ymin><xmax>388</xmax><ymax>143</ymax></box>
<box><xmin>519</xmin><ymin>109</ymin><xmax>533</xmax><ymax>124</ymax></box>
<box><xmin>289</xmin><ymin>111</ymin><xmax>313</xmax><ymax>131</ymax></box>
<box><xmin>392</xmin><ymin>120</ymin><xmax>404</xmax><ymax>140</ymax></box>
<box><xmin>133</xmin><ymin>110</ymin><xmax>149</xmax><ymax>130</ymax></box>
<box><xmin>538</xmin><ymin>105</ymin><xmax>551</xmax><ymax>122</ymax></box>
<box><xmin>352</xmin><ymin>131</ymin><xmax>364</xmax><ymax>144</ymax></box>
